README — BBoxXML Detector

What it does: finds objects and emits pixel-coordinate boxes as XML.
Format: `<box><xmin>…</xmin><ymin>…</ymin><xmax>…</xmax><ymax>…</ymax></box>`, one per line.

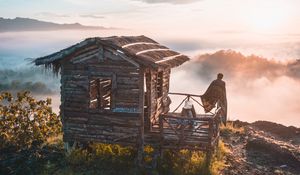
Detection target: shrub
<box><xmin>157</xmin><ymin>140</ymin><xmax>228</xmax><ymax>175</ymax></box>
<box><xmin>0</xmin><ymin>91</ymin><xmax>61</xmax><ymax>150</ymax></box>
<box><xmin>64</xmin><ymin>143</ymin><xmax>136</xmax><ymax>175</ymax></box>
<box><xmin>210</xmin><ymin>140</ymin><xmax>229</xmax><ymax>174</ymax></box>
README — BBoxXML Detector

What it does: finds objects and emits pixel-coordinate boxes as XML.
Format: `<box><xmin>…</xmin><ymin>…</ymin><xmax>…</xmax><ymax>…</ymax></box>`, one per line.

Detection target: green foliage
<box><xmin>60</xmin><ymin>143</ymin><xmax>137</xmax><ymax>175</ymax></box>
<box><xmin>0</xmin><ymin>140</ymin><xmax>65</xmax><ymax>175</ymax></box>
<box><xmin>156</xmin><ymin>140</ymin><xmax>228</xmax><ymax>175</ymax></box>
<box><xmin>210</xmin><ymin>140</ymin><xmax>229</xmax><ymax>174</ymax></box>
<box><xmin>158</xmin><ymin>149</ymin><xmax>208</xmax><ymax>175</ymax></box>
<box><xmin>0</xmin><ymin>91</ymin><xmax>61</xmax><ymax>150</ymax></box>
<box><xmin>0</xmin><ymin>91</ymin><xmax>228</xmax><ymax>175</ymax></box>
<box><xmin>58</xmin><ymin>141</ymin><xmax>228</xmax><ymax>175</ymax></box>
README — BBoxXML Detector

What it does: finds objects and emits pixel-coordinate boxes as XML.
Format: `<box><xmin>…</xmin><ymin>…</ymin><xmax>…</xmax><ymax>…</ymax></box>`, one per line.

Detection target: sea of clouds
<box><xmin>1</xmin><ymin>30</ymin><xmax>299</xmax><ymax>126</ymax></box>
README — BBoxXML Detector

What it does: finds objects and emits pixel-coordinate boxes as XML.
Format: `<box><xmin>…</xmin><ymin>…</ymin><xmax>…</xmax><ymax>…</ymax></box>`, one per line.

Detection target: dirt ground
<box><xmin>221</xmin><ymin>121</ymin><xmax>300</xmax><ymax>175</ymax></box>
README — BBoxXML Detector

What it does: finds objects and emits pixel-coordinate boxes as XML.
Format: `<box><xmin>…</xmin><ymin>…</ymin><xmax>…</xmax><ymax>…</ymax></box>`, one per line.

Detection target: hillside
<box><xmin>221</xmin><ymin>121</ymin><xmax>300</xmax><ymax>175</ymax></box>
<box><xmin>1</xmin><ymin>116</ymin><xmax>299</xmax><ymax>174</ymax></box>
<box><xmin>0</xmin><ymin>17</ymin><xmax>108</xmax><ymax>32</ymax></box>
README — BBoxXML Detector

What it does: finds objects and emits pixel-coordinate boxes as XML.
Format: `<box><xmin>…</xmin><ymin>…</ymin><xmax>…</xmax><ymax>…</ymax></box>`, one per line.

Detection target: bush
<box><xmin>158</xmin><ymin>149</ymin><xmax>207</xmax><ymax>175</ymax></box>
<box><xmin>210</xmin><ymin>140</ymin><xmax>229</xmax><ymax>174</ymax></box>
<box><xmin>62</xmin><ymin>142</ymin><xmax>228</xmax><ymax>175</ymax></box>
<box><xmin>0</xmin><ymin>91</ymin><xmax>61</xmax><ymax>150</ymax></box>
<box><xmin>0</xmin><ymin>91</ymin><xmax>229</xmax><ymax>174</ymax></box>
<box><xmin>62</xmin><ymin>143</ymin><xmax>137</xmax><ymax>175</ymax></box>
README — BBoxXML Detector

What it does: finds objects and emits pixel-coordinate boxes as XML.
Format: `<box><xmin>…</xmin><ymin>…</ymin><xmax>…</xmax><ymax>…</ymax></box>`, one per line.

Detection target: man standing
<box><xmin>201</xmin><ymin>73</ymin><xmax>227</xmax><ymax>124</ymax></box>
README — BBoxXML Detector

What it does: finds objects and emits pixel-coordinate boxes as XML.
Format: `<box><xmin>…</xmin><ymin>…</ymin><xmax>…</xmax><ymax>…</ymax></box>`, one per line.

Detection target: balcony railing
<box><xmin>158</xmin><ymin>92</ymin><xmax>221</xmax><ymax>150</ymax></box>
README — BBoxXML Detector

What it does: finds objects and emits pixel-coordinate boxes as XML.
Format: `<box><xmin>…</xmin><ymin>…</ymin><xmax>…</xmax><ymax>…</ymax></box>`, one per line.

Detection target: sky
<box><xmin>1</xmin><ymin>0</ymin><xmax>300</xmax><ymax>60</ymax></box>
<box><xmin>1</xmin><ymin>0</ymin><xmax>300</xmax><ymax>126</ymax></box>
<box><xmin>1</xmin><ymin>0</ymin><xmax>300</xmax><ymax>42</ymax></box>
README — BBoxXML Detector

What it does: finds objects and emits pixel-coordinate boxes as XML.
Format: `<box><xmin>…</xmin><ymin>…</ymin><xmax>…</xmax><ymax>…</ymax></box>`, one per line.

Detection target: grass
<box><xmin>220</xmin><ymin>121</ymin><xmax>245</xmax><ymax>139</ymax></box>
<box><xmin>210</xmin><ymin>140</ymin><xmax>230</xmax><ymax>174</ymax></box>
<box><xmin>30</xmin><ymin>136</ymin><xmax>229</xmax><ymax>175</ymax></box>
<box><xmin>2</xmin><ymin>132</ymin><xmax>231</xmax><ymax>175</ymax></box>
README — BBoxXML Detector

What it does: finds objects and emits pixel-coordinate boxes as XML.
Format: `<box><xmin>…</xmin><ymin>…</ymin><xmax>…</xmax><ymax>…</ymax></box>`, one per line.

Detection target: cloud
<box><xmin>161</xmin><ymin>39</ymin><xmax>203</xmax><ymax>52</ymax></box>
<box><xmin>36</xmin><ymin>12</ymin><xmax>70</xmax><ymax>18</ymax></box>
<box><xmin>287</xmin><ymin>59</ymin><xmax>300</xmax><ymax>79</ymax></box>
<box><xmin>80</xmin><ymin>14</ymin><xmax>105</xmax><ymax>19</ymax></box>
<box><xmin>213</xmin><ymin>29</ymin><xmax>246</xmax><ymax>34</ymax></box>
<box><xmin>191</xmin><ymin>50</ymin><xmax>300</xmax><ymax>83</ymax></box>
<box><xmin>170</xmin><ymin>50</ymin><xmax>300</xmax><ymax>127</ymax></box>
<box><xmin>135</xmin><ymin>0</ymin><xmax>201</xmax><ymax>4</ymax></box>
<box><xmin>63</xmin><ymin>0</ymin><xmax>99</xmax><ymax>5</ymax></box>
<box><xmin>0</xmin><ymin>68</ymin><xmax>59</xmax><ymax>95</ymax></box>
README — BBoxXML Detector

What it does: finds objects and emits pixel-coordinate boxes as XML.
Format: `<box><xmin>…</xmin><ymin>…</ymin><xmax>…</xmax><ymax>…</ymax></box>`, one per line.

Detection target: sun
<box><xmin>244</xmin><ymin>1</ymin><xmax>290</xmax><ymax>32</ymax></box>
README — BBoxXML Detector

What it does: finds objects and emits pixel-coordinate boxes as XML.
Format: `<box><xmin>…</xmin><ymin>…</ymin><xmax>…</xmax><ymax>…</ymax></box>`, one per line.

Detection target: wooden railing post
<box><xmin>159</xmin><ymin>115</ymin><xmax>164</xmax><ymax>158</ymax></box>
<box><xmin>206</xmin><ymin>118</ymin><xmax>214</xmax><ymax>166</ymax></box>
<box><xmin>208</xmin><ymin>118</ymin><xmax>214</xmax><ymax>146</ymax></box>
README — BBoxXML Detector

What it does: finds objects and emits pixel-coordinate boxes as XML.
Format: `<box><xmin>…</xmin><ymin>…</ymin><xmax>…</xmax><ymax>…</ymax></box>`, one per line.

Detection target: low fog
<box><xmin>1</xmin><ymin>31</ymin><xmax>300</xmax><ymax>127</ymax></box>
<box><xmin>170</xmin><ymin>50</ymin><xmax>300</xmax><ymax>127</ymax></box>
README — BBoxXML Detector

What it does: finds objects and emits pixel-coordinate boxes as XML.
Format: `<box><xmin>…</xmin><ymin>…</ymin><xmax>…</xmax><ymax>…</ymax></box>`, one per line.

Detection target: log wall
<box><xmin>145</xmin><ymin>69</ymin><xmax>171</xmax><ymax>131</ymax></box>
<box><xmin>60</xmin><ymin>45</ymin><xmax>143</xmax><ymax>146</ymax></box>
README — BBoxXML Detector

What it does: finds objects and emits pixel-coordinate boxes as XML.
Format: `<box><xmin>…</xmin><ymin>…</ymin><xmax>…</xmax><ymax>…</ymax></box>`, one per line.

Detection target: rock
<box><xmin>279</xmin><ymin>164</ymin><xmax>288</xmax><ymax>168</ymax></box>
<box><xmin>256</xmin><ymin>165</ymin><xmax>263</xmax><ymax>169</ymax></box>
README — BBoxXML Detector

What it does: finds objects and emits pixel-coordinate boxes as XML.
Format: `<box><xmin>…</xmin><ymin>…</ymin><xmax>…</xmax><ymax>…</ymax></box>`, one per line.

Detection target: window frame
<box><xmin>89</xmin><ymin>74</ymin><xmax>116</xmax><ymax>111</ymax></box>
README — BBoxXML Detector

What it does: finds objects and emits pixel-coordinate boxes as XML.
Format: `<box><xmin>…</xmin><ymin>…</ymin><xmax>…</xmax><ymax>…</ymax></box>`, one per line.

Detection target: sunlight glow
<box><xmin>244</xmin><ymin>1</ymin><xmax>290</xmax><ymax>32</ymax></box>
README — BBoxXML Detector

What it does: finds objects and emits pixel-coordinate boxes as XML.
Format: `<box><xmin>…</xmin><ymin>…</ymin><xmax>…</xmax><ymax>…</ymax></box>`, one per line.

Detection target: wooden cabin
<box><xmin>34</xmin><ymin>35</ymin><xmax>220</xmax><ymax>162</ymax></box>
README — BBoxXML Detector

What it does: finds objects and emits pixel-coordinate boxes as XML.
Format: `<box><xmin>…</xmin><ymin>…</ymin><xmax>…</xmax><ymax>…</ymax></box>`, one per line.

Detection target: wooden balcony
<box><xmin>145</xmin><ymin>92</ymin><xmax>221</xmax><ymax>151</ymax></box>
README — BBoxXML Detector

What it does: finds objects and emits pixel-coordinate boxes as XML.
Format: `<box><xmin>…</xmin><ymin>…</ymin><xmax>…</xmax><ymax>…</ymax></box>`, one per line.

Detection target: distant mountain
<box><xmin>191</xmin><ymin>50</ymin><xmax>300</xmax><ymax>81</ymax></box>
<box><xmin>0</xmin><ymin>17</ymin><xmax>108</xmax><ymax>32</ymax></box>
<box><xmin>287</xmin><ymin>59</ymin><xmax>300</xmax><ymax>78</ymax></box>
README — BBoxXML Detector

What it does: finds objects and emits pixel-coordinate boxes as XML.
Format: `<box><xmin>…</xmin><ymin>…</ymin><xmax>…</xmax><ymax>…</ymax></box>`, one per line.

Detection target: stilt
<box><xmin>205</xmin><ymin>149</ymin><xmax>212</xmax><ymax>167</ymax></box>
<box><xmin>152</xmin><ymin>148</ymin><xmax>160</xmax><ymax>169</ymax></box>
<box><xmin>159</xmin><ymin>147</ymin><xmax>164</xmax><ymax>159</ymax></box>
<box><xmin>137</xmin><ymin>144</ymin><xmax>144</xmax><ymax>167</ymax></box>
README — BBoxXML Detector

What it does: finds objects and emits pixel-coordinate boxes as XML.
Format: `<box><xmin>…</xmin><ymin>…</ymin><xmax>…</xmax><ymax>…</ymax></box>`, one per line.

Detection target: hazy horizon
<box><xmin>1</xmin><ymin>0</ymin><xmax>300</xmax><ymax>127</ymax></box>
<box><xmin>0</xmin><ymin>29</ymin><xmax>299</xmax><ymax>127</ymax></box>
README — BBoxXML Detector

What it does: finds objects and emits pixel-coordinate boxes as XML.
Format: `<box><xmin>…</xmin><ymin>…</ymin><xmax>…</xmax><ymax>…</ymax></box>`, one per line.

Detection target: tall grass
<box><xmin>220</xmin><ymin>121</ymin><xmax>245</xmax><ymax>139</ymax></box>
<box><xmin>44</xmin><ymin>140</ymin><xmax>229</xmax><ymax>175</ymax></box>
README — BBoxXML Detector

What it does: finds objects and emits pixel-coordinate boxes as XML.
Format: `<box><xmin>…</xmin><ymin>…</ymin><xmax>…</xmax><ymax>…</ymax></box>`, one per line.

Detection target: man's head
<box><xmin>217</xmin><ymin>73</ymin><xmax>223</xmax><ymax>80</ymax></box>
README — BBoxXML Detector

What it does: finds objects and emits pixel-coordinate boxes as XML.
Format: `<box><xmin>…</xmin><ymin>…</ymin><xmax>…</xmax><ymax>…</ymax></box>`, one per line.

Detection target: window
<box><xmin>89</xmin><ymin>78</ymin><xmax>112</xmax><ymax>110</ymax></box>
<box><xmin>156</xmin><ymin>72</ymin><xmax>163</xmax><ymax>98</ymax></box>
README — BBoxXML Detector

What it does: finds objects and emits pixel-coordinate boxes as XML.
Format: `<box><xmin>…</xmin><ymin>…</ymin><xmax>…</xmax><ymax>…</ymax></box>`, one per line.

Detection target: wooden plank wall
<box><xmin>145</xmin><ymin>69</ymin><xmax>171</xmax><ymax>131</ymax></box>
<box><xmin>61</xmin><ymin>45</ymin><xmax>143</xmax><ymax>146</ymax></box>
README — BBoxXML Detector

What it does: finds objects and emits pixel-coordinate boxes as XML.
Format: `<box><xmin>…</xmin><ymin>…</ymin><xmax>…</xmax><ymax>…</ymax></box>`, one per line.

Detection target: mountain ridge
<box><xmin>0</xmin><ymin>17</ymin><xmax>110</xmax><ymax>32</ymax></box>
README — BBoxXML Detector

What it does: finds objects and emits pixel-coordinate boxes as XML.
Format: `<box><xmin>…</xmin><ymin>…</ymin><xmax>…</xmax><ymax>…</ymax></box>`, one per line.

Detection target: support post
<box><xmin>205</xmin><ymin>149</ymin><xmax>212</xmax><ymax>167</ymax></box>
<box><xmin>137</xmin><ymin>68</ymin><xmax>145</xmax><ymax>167</ymax></box>
<box><xmin>206</xmin><ymin>118</ymin><xmax>214</xmax><ymax>166</ymax></box>
<box><xmin>159</xmin><ymin>115</ymin><xmax>164</xmax><ymax>158</ymax></box>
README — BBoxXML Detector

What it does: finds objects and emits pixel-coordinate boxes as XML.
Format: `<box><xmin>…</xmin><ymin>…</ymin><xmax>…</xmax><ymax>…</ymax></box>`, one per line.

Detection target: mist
<box><xmin>1</xmin><ymin>30</ymin><xmax>300</xmax><ymax>127</ymax></box>
<box><xmin>170</xmin><ymin>50</ymin><xmax>300</xmax><ymax>127</ymax></box>
<box><xmin>0</xmin><ymin>29</ymin><xmax>133</xmax><ymax>115</ymax></box>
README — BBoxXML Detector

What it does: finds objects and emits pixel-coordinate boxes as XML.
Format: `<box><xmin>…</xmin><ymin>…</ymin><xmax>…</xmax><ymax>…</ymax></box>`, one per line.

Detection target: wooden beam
<box><xmin>105</xmin><ymin>47</ymin><xmax>140</xmax><ymax>67</ymax></box>
<box><xmin>98</xmin><ymin>45</ymin><xmax>104</xmax><ymax>61</ymax></box>
<box><xmin>71</xmin><ymin>49</ymin><xmax>98</xmax><ymax>63</ymax></box>
<box><xmin>168</xmin><ymin>92</ymin><xmax>202</xmax><ymax>98</ymax></box>
<box><xmin>155</xmin><ymin>54</ymin><xmax>182</xmax><ymax>64</ymax></box>
<box><xmin>136</xmin><ymin>48</ymin><xmax>170</xmax><ymax>55</ymax></box>
<box><xmin>121</xmin><ymin>42</ymin><xmax>160</xmax><ymax>48</ymax></box>
<box><xmin>137</xmin><ymin>68</ymin><xmax>145</xmax><ymax>166</ymax></box>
